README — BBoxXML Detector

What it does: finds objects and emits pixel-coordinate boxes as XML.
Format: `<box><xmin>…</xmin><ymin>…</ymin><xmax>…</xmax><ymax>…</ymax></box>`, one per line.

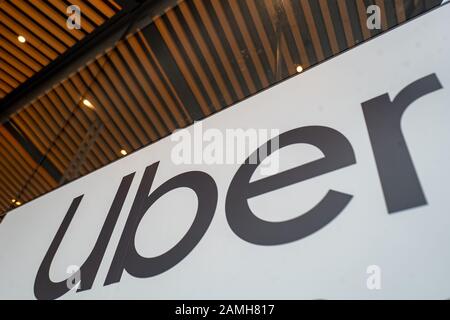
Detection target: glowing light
<box><xmin>82</xmin><ymin>99</ymin><xmax>94</xmax><ymax>109</ymax></box>
<box><xmin>296</xmin><ymin>65</ymin><xmax>304</xmax><ymax>73</ymax></box>
<box><xmin>120</xmin><ymin>149</ymin><xmax>127</xmax><ymax>156</ymax></box>
<box><xmin>18</xmin><ymin>35</ymin><xmax>26</xmax><ymax>43</ymax></box>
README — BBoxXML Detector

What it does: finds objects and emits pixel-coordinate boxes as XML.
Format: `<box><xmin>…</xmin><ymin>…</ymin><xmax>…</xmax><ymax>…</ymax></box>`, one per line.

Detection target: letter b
<box><xmin>104</xmin><ymin>162</ymin><xmax>218</xmax><ymax>285</ymax></box>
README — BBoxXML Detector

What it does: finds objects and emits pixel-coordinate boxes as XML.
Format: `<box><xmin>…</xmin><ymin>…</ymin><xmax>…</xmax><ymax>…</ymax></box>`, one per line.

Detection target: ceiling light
<box><xmin>18</xmin><ymin>35</ymin><xmax>26</xmax><ymax>43</ymax></box>
<box><xmin>120</xmin><ymin>149</ymin><xmax>127</xmax><ymax>156</ymax></box>
<box><xmin>82</xmin><ymin>99</ymin><xmax>94</xmax><ymax>109</ymax></box>
<box><xmin>15</xmin><ymin>201</ymin><xmax>22</xmax><ymax>206</ymax></box>
<box><xmin>296</xmin><ymin>65</ymin><xmax>304</xmax><ymax>73</ymax></box>
<box><xmin>11</xmin><ymin>199</ymin><xmax>16</xmax><ymax>203</ymax></box>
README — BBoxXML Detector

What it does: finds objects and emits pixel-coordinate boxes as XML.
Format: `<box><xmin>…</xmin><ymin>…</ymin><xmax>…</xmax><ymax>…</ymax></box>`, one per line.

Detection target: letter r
<box><xmin>362</xmin><ymin>74</ymin><xmax>443</xmax><ymax>213</ymax></box>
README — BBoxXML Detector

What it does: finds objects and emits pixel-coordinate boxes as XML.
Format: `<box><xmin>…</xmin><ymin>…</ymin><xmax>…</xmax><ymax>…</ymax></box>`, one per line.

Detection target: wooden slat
<box><xmin>0</xmin><ymin>126</ymin><xmax>57</xmax><ymax>193</ymax></box>
<box><xmin>79</xmin><ymin>63</ymin><xmax>139</xmax><ymax>150</ymax></box>
<box><xmin>1</xmin><ymin>1</ymin><xmax>67</xmax><ymax>53</ymax></box>
<box><xmin>191</xmin><ymin>0</ymin><xmax>245</xmax><ymax>99</ymax></box>
<box><xmin>117</xmin><ymin>41</ymin><xmax>179</xmax><ymax>131</ymax></box>
<box><xmin>64</xmin><ymin>76</ymin><xmax>120</xmax><ymax>163</ymax></box>
<box><xmin>210</xmin><ymin>0</ymin><xmax>257</xmax><ymax>94</ymax></box>
<box><xmin>32</xmin><ymin>100</ymin><xmax>82</xmax><ymax>163</ymax></box>
<box><xmin>44</xmin><ymin>89</ymin><xmax>91</xmax><ymax>151</ymax></box>
<box><xmin>107</xmin><ymin>50</ymin><xmax>163</xmax><ymax>139</ymax></box>
<box><xmin>11</xmin><ymin>0</ymin><xmax>77</xmax><ymax>47</ymax></box>
<box><xmin>0</xmin><ymin>59</ymin><xmax>27</xmax><ymax>83</ymax></box>
<box><xmin>166</xmin><ymin>9</ymin><xmax>222</xmax><ymax>111</ymax></box>
<box><xmin>129</xmin><ymin>34</ymin><xmax>190</xmax><ymax>127</ymax></box>
<box><xmin>264</xmin><ymin>0</ymin><xmax>295</xmax><ymax>75</ymax></box>
<box><xmin>155</xmin><ymin>17</ymin><xmax>212</xmax><ymax>115</ymax></box>
<box><xmin>0</xmin><ymin>0</ymin><xmax>121</xmax><ymax>101</ymax></box>
<box><xmin>57</xmin><ymin>79</ymin><xmax>112</xmax><ymax>171</ymax></box>
<box><xmin>12</xmin><ymin>113</ymin><xmax>69</xmax><ymax>174</ymax></box>
<box><xmin>179</xmin><ymin>1</ymin><xmax>234</xmax><ymax>106</ymax></box>
<box><xmin>0</xmin><ymin>29</ymin><xmax>53</xmax><ymax>75</ymax></box>
<box><xmin>95</xmin><ymin>57</ymin><xmax>152</xmax><ymax>145</ymax></box>
<box><xmin>88</xmin><ymin>0</ymin><xmax>118</xmax><ymax>18</ymax></box>
<box><xmin>0</xmin><ymin>68</ymin><xmax>20</xmax><ymax>88</ymax></box>
<box><xmin>11</xmin><ymin>115</ymin><xmax>65</xmax><ymax>176</ymax></box>
<box><xmin>282</xmin><ymin>0</ymin><xmax>311</xmax><ymax>68</ymax></box>
<box><xmin>245</xmin><ymin>0</ymin><xmax>276</xmax><ymax>76</ymax></box>
<box><xmin>67</xmin><ymin>0</ymin><xmax>106</xmax><ymax>26</ymax></box>
<box><xmin>300</xmin><ymin>0</ymin><xmax>325</xmax><ymax>62</ymax></box>
<box><xmin>395</xmin><ymin>0</ymin><xmax>407</xmax><ymax>23</ymax></box>
<box><xmin>108</xmin><ymin>0</ymin><xmax>122</xmax><ymax>11</ymax></box>
<box><xmin>356</xmin><ymin>0</ymin><xmax>372</xmax><ymax>40</ymax></box>
<box><xmin>0</xmin><ymin>153</ymin><xmax>40</xmax><ymax>200</ymax></box>
<box><xmin>337</xmin><ymin>0</ymin><xmax>356</xmax><ymax>48</ymax></box>
<box><xmin>73</xmin><ymin>72</ymin><xmax>126</xmax><ymax>158</ymax></box>
<box><xmin>47</xmin><ymin>0</ymin><xmax>96</xmax><ymax>33</ymax></box>
<box><xmin>0</xmin><ymin>78</ymin><xmax>15</xmax><ymax>92</ymax></box>
<box><xmin>0</xmin><ymin>11</ymin><xmax>58</xmax><ymax>61</ymax></box>
<box><xmin>230</xmin><ymin>0</ymin><xmax>270</xmax><ymax>88</ymax></box>
<box><xmin>375</xmin><ymin>0</ymin><xmax>389</xmax><ymax>31</ymax></box>
<box><xmin>26</xmin><ymin>104</ymin><xmax>98</xmax><ymax>174</ymax></box>
<box><xmin>0</xmin><ymin>52</ymin><xmax>34</xmax><ymax>80</ymax></box>
<box><xmin>31</xmin><ymin>0</ymin><xmax>86</xmax><ymax>40</ymax></box>
<box><xmin>318</xmin><ymin>0</ymin><xmax>340</xmax><ymax>55</ymax></box>
<box><xmin>0</xmin><ymin>148</ymin><xmax>43</xmax><ymax>198</ymax></box>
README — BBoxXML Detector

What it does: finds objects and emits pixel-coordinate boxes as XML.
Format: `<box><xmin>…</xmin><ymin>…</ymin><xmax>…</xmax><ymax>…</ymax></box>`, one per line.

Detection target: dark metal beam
<box><xmin>141</xmin><ymin>23</ymin><xmax>205</xmax><ymax>121</ymax></box>
<box><xmin>3</xmin><ymin>120</ymin><xmax>62</xmax><ymax>183</ymax></box>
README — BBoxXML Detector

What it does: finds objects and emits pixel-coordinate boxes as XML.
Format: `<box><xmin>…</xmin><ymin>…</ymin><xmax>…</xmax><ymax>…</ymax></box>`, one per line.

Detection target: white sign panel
<box><xmin>1</xmin><ymin>5</ymin><xmax>450</xmax><ymax>300</ymax></box>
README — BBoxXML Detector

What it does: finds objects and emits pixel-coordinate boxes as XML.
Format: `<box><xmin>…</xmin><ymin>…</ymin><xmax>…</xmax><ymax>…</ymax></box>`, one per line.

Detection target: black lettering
<box><xmin>34</xmin><ymin>173</ymin><xmax>135</xmax><ymax>300</ymax></box>
<box><xmin>226</xmin><ymin>126</ymin><xmax>356</xmax><ymax>245</ymax></box>
<box><xmin>104</xmin><ymin>162</ymin><xmax>218</xmax><ymax>285</ymax></box>
<box><xmin>362</xmin><ymin>74</ymin><xmax>443</xmax><ymax>213</ymax></box>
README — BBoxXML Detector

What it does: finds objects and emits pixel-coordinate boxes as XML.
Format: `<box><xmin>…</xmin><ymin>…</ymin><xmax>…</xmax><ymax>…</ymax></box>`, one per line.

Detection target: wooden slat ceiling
<box><xmin>0</xmin><ymin>0</ymin><xmax>443</xmax><ymax>220</ymax></box>
<box><xmin>0</xmin><ymin>0</ymin><xmax>122</xmax><ymax>99</ymax></box>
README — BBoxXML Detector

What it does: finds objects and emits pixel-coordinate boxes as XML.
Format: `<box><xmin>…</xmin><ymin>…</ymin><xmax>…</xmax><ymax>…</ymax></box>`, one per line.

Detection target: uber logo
<box><xmin>34</xmin><ymin>74</ymin><xmax>443</xmax><ymax>300</ymax></box>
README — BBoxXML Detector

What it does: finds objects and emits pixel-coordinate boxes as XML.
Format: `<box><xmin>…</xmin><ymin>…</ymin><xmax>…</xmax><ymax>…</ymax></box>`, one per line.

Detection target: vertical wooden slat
<box><xmin>179</xmin><ymin>1</ymin><xmax>234</xmax><ymax>106</ymax></box>
<box><xmin>318</xmin><ymin>0</ymin><xmax>340</xmax><ymax>55</ymax></box>
<box><xmin>337</xmin><ymin>0</ymin><xmax>356</xmax><ymax>48</ymax></box>
<box><xmin>282</xmin><ymin>0</ymin><xmax>311</xmax><ymax>68</ymax></box>
<box><xmin>356</xmin><ymin>0</ymin><xmax>372</xmax><ymax>40</ymax></box>
<box><xmin>395</xmin><ymin>0</ymin><xmax>407</xmax><ymax>22</ymax></box>
<box><xmin>209</xmin><ymin>0</ymin><xmax>258</xmax><ymax>94</ymax></box>
<box><xmin>191</xmin><ymin>0</ymin><xmax>245</xmax><ymax>99</ymax></box>
<box><xmin>229</xmin><ymin>0</ymin><xmax>270</xmax><ymax>88</ymax></box>
<box><xmin>375</xmin><ymin>0</ymin><xmax>389</xmax><ymax>31</ymax></box>
<box><xmin>267</xmin><ymin>0</ymin><xmax>296</xmax><ymax>75</ymax></box>
<box><xmin>300</xmin><ymin>0</ymin><xmax>325</xmax><ymax>62</ymax></box>
<box><xmin>129</xmin><ymin>34</ymin><xmax>190</xmax><ymax>127</ymax></box>
<box><xmin>154</xmin><ymin>17</ymin><xmax>212</xmax><ymax>115</ymax></box>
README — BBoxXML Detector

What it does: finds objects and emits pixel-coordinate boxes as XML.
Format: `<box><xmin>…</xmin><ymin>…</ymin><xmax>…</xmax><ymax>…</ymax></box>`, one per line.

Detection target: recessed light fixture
<box><xmin>18</xmin><ymin>35</ymin><xmax>26</xmax><ymax>43</ymax></box>
<box><xmin>11</xmin><ymin>199</ymin><xmax>16</xmax><ymax>203</ymax></box>
<box><xmin>296</xmin><ymin>65</ymin><xmax>304</xmax><ymax>73</ymax></box>
<box><xmin>15</xmin><ymin>201</ymin><xmax>22</xmax><ymax>206</ymax></box>
<box><xmin>82</xmin><ymin>99</ymin><xmax>94</xmax><ymax>109</ymax></box>
<box><xmin>120</xmin><ymin>149</ymin><xmax>127</xmax><ymax>156</ymax></box>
